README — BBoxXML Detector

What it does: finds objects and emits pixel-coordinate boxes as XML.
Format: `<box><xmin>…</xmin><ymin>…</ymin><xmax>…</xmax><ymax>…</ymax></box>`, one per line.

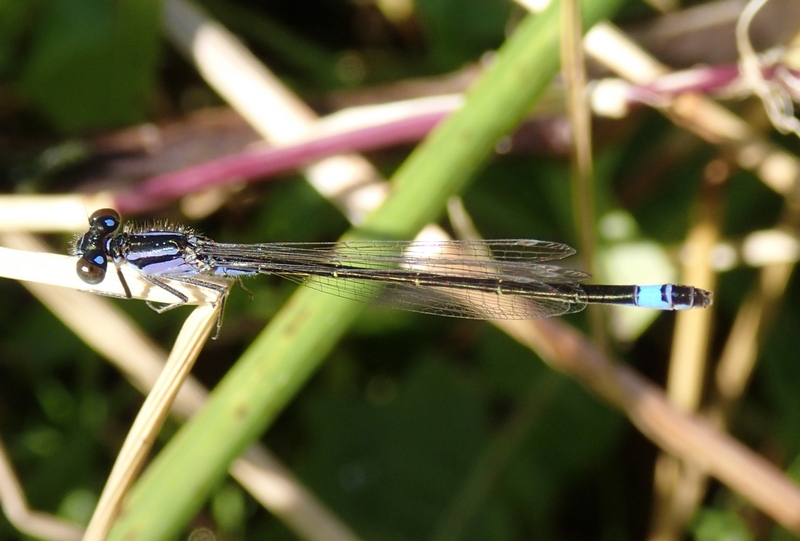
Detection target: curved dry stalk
<box><xmin>0</xmin><ymin>439</ymin><xmax>83</xmax><ymax>541</ymax></box>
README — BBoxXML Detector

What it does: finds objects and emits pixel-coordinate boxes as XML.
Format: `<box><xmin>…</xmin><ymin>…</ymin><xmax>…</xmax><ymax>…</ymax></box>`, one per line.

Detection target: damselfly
<box><xmin>72</xmin><ymin>209</ymin><xmax>712</xmax><ymax>325</ymax></box>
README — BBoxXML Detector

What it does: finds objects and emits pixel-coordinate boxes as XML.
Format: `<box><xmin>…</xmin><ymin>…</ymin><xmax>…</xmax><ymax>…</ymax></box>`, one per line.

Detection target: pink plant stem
<box><xmin>116</xmin><ymin>111</ymin><xmax>448</xmax><ymax>215</ymax></box>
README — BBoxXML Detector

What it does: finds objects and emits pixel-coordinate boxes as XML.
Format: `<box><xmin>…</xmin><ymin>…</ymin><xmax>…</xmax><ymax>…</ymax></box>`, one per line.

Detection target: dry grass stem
<box><xmin>0</xmin><ymin>233</ymin><xmax>221</xmax><ymax>307</ymax></box>
<box><xmin>497</xmin><ymin>317</ymin><xmax>800</xmax><ymax>534</ymax></box>
<box><xmin>0</xmin><ymin>195</ymin><xmax>115</xmax><ymax>232</ymax></box>
<box><xmin>82</xmin><ymin>302</ymin><xmax>220</xmax><ymax>541</ymax></box>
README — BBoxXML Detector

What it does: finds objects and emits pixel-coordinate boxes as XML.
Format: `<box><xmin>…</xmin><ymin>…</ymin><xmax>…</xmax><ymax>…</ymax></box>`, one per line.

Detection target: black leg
<box><xmin>115</xmin><ymin>267</ymin><xmax>133</xmax><ymax>299</ymax></box>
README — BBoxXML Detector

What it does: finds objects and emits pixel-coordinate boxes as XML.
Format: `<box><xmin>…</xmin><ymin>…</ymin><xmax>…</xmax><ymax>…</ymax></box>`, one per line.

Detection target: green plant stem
<box><xmin>108</xmin><ymin>1</ymin><xmax>624</xmax><ymax>539</ymax></box>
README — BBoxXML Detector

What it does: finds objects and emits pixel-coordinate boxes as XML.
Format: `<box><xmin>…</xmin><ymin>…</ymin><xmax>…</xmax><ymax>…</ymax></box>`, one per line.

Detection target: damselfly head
<box><xmin>73</xmin><ymin>208</ymin><xmax>121</xmax><ymax>285</ymax></box>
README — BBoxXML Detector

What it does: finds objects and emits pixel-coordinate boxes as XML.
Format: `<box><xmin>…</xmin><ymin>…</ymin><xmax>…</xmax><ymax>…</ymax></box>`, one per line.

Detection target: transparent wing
<box><xmin>194</xmin><ymin>239</ymin><xmax>590</xmax><ymax>319</ymax></box>
<box><xmin>273</xmin><ymin>272</ymin><xmax>587</xmax><ymax>319</ymax></box>
<box><xmin>199</xmin><ymin>239</ymin><xmax>587</xmax><ymax>282</ymax></box>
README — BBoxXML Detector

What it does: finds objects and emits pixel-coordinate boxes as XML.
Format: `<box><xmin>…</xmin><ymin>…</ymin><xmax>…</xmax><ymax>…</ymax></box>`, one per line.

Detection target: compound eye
<box><xmin>76</xmin><ymin>253</ymin><xmax>107</xmax><ymax>285</ymax></box>
<box><xmin>88</xmin><ymin>209</ymin><xmax>121</xmax><ymax>235</ymax></box>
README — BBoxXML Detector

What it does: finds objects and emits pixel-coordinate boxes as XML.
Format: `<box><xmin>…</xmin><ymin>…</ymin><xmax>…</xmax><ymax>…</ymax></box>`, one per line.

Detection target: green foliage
<box><xmin>692</xmin><ymin>508</ymin><xmax>754</xmax><ymax>541</ymax></box>
<box><xmin>298</xmin><ymin>360</ymin><xmax>487</xmax><ymax>538</ymax></box>
<box><xmin>211</xmin><ymin>483</ymin><xmax>247</xmax><ymax>536</ymax></box>
<box><xmin>254</xmin><ymin>330</ymin><xmax>623</xmax><ymax>540</ymax></box>
<box><xmin>415</xmin><ymin>0</ymin><xmax>510</xmax><ymax>71</ymax></box>
<box><xmin>0</xmin><ymin>0</ymin><xmax>37</xmax><ymax>78</ymax></box>
<box><xmin>17</xmin><ymin>0</ymin><xmax>160</xmax><ymax>132</ymax></box>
